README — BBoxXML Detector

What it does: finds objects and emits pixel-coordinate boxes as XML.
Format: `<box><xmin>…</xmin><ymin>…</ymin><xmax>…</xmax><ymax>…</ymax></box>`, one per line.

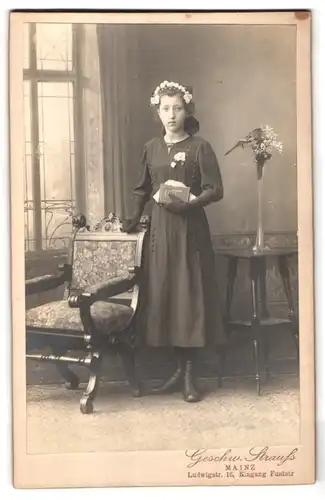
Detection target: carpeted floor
<box><xmin>26</xmin><ymin>374</ymin><xmax>300</xmax><ymax>454</ymax></box>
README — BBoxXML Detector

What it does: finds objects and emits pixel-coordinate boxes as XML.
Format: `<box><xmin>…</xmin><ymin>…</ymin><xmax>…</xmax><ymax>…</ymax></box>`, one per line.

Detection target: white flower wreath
<box><xmin>150</xmin><ymin>80</ymin><xmax>193</xmax><ymax>106</ymax></box>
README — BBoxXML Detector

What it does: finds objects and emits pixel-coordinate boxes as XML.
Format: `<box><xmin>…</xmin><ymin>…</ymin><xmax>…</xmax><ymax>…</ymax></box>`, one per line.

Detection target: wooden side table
<box><xmin>218</xmin><ymin>247</ymin><xmax>299</xmax><ymax>395</ymax></box>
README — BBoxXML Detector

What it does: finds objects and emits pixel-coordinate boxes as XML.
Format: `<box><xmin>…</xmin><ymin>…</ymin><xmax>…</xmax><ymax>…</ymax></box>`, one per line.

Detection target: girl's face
<box><xmin>158</xmin><ymin>94</ymin><xmax>187</xmax><ymax>134</ymax></box>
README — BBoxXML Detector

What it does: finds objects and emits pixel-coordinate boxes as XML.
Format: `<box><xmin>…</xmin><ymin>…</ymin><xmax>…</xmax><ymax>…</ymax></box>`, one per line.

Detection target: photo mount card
<box><xmin>9</xmin><ymin>10</ymin><xmax>315</xmax><ymax>489</ymax></box>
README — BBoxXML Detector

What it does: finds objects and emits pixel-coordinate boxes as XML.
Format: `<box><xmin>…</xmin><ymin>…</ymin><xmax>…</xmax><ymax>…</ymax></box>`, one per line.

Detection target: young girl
<box><xmin>123</xmin><ymin>81</ymin><xmax>226</xmax><ymax>402</ymax></box>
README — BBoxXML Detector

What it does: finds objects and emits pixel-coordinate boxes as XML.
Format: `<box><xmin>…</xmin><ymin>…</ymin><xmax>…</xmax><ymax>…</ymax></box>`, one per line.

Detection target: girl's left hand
<box><xmin>162</xmin><ymin>194</ymin><xmax>194</xmax><ymax>214</ymax></box>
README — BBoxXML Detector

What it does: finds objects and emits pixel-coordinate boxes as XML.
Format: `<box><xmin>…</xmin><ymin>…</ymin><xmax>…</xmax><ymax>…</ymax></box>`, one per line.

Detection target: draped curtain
<box><xmin>96</xmin><ymin>24</ymin><xmax>141</xmax><ymax>220</ymax></box>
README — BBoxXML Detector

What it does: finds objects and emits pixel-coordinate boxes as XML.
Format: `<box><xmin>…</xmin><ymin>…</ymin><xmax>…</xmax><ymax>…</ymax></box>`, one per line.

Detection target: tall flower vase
<box><xmin>252</xmin><ymin>161</ymin><xmax>271</xmax><ymax>254</ymax></box>
<box><xmin>224</xmin><ymin>126</ymin><xmax>283</xmax><ymax>255</ymax></box>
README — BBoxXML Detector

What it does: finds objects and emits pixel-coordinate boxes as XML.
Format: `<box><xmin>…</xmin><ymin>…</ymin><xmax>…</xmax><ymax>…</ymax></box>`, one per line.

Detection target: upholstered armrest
<box><xmin>85</xmin><ymin>271</ymin><xmax>137</xmax><ymax>297</ymax></box>
<box><xmin>25</xmin><ymin>265</ymin><xmax>70</xmax><ymax>296</ymax></box>
<box><xmin>68</xmin><ymin>270</ymin><xmax>138</xmax><ymax>308</ymax></box>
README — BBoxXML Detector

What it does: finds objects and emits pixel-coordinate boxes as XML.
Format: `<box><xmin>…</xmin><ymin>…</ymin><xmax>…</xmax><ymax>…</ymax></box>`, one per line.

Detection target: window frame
<box><xmin>23</xmin><ymin>23</ymin><xmax>86</xmax><ymax>253</ymax></box>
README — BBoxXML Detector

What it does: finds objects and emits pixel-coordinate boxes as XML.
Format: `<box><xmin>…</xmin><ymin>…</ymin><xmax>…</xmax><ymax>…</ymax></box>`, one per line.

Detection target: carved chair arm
<box><xmin>68</xmin><ymin>270</ymin><xmax>139</xmax><ymax>308</ymax></box>
<box><xmin>25</xmin><ymin>266</ymin><xmax>69</xmax><ymax>296</ymax></box>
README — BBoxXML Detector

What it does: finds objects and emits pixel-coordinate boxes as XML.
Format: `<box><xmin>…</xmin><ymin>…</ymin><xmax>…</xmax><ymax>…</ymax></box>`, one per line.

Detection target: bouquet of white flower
<box><xmin>225</xmin><ymin>125</ymin><xmax>283</xmax><ymax>179</ymax></box>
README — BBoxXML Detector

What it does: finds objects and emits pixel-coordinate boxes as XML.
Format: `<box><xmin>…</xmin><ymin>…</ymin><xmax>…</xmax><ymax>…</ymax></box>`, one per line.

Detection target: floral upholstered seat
<box><xmin>26</xmin><ymin>300</ymin><xmax>133</xmax><ymax>334</ymax></box>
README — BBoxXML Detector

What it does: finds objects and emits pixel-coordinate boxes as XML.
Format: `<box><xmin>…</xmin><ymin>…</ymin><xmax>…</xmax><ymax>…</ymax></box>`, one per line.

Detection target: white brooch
<box><xmin>171</xmin><ymin>151</ymin><xmax>186</xmax><ymax>168</ymax></box>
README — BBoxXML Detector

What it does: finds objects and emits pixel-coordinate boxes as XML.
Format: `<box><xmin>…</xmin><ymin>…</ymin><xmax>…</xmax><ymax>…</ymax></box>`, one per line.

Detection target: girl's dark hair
<box><xmin>184</xmin><ymin>115</ymin><xmax>200</xmax><ymax>135</ymax></box>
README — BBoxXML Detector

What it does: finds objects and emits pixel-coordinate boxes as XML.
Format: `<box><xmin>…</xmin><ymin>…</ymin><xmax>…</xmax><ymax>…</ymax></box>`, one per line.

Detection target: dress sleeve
<box><xmin>133</xmin><ymin>145</ymin><xmax>153</xmax><ymax>204</ymax></box>
<box><xmin>197</xmin><ymin>140</ymin><xmax>224</xmax><ymax>205</ymax></box>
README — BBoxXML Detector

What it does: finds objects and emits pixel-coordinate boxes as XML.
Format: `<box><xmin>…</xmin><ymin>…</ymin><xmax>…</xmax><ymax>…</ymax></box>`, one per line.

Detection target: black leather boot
<box><xmin>183</xmin><ymin>350</ymin><xmax>202</xmax><ymax>403</ymax></box>
<box><xmin>151</xmin><ymin>349</ymin><xmax>184</xmax><ymax>394</ymax></box>
<box><xmin>151</xmin><ymin>347</ymin><xmax>184</xmax><ymax>394</ymax></box>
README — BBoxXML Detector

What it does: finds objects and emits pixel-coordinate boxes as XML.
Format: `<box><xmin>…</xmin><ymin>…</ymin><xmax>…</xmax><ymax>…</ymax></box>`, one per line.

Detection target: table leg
<box><xmin>258</xmin><ymin>257</ymin><xmax>270</xmax><ymax>380</ymax></box>
<box><xmin>220</xmin><ymin>257</ymin><xmax>238</xmax><ymax>386</ymax></box>
<box><xmin>218</xmin><ymin>345</ymin><xmax>226</xmax><ymax>388</ymax></box>
<box><xmin>250</xmin><ymin>258</ymin><xmax>261</xmax><ymax>395</ymax></box>
<box><xmin>278</xmin><ymin>255</ymin><xmax>299</xmax><ymax>365</ymax></box>
<box><xmin>224</xmin><ymin>257</ymin><xmax>238</xmax><ymax>338</ymax></box>
<box><xmin>259</xmin><ymin>257</ymin><xmax>270</xmax><ymax>318</ymax></box>
<box><xmin>219</xmin><ymin>257</ymin><xmax>238</xmax><ymax>387</ymax></box>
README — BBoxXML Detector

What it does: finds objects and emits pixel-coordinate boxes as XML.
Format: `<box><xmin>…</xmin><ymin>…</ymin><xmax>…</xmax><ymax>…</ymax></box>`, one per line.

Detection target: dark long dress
<box><xmin>134</xmin><ymin>135</ymin><xmax>226</xmax><ymax>348</ymax></box>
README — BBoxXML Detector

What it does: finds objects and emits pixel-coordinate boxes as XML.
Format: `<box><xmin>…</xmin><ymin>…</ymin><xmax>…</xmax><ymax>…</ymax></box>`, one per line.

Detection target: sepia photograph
<box><xmin>10</xmin><ymin>11</ymin><xmax>314</xmax><ymax>488</ymax></box>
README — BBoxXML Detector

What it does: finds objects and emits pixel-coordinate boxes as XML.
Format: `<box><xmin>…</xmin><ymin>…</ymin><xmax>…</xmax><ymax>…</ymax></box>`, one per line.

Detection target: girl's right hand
<box><xmin>122</xmin><ymin>218</ymin><xmax>140</xmax><ymax>233</ymax></box>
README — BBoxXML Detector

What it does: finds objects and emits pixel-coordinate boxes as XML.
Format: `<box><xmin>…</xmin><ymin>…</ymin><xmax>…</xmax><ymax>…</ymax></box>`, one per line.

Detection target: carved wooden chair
<box><xmin>25</xmin><ymin>214</ymin><xmax>149</xmax><ymax>414</ymax></box>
